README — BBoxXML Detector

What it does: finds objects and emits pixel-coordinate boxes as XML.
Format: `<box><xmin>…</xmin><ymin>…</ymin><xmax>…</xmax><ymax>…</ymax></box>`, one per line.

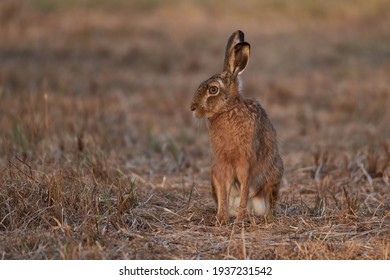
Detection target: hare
<box><xmin>190</xmin><ymin>30</ymin><xmax>283</xmax><ymax>225</ymax></box>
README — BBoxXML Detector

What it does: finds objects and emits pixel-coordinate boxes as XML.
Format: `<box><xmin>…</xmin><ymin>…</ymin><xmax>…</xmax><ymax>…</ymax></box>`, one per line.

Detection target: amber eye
<box><xmin>209</xmin><ymin>86</ymin><xmax>219</xmax><ymax>95</ymax></box>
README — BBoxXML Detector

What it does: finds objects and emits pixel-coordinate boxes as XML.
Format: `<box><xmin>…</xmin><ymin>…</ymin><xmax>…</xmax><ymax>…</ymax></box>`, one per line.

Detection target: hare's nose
<box><xmin>190</xmin><ymin>105</ymin><xmax>197</xmax><ymax>111</ymax></box>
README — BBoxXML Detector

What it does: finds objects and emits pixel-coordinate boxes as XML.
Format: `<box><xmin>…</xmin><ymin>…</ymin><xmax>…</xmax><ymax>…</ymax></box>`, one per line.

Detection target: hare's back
<box><xmin>244</xmin><ymin>98</ymin><xmax>275</xmax><ymax>131</ymax></box>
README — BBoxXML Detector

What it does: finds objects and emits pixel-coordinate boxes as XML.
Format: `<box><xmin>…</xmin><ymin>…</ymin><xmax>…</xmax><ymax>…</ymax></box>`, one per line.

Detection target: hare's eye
<box><xmin>209</xmin><ymin>86</ymin><xmax>219</xmax><ymax>95</ymax></box>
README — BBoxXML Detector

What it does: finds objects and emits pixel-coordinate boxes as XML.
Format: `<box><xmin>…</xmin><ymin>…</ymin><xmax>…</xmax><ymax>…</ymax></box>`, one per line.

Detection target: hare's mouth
<box><xmin>191</xmin><ymin>102</ymin><xmax>214</xmax><ymax>119</ymax></box>
<box><xmin>193</xmin><ymin>110</ymin><xmax>203</xmax><ymax>119</ymax></box>
<box><xmin>191</xmin><ymin>105</ymin><xmax>203</xmax><ymax>118</ymax></box>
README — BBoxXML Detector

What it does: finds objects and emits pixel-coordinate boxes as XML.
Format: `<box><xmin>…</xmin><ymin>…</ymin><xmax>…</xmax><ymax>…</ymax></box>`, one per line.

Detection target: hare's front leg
<box><xmin>211</xmin><ymin>174</ymin><xmax>227</xmax><ymax>225</ymax></box>
<box><xmin>211</xmin><ymin>167</ymin><xmax>233</xmax><ymax>226</ymax></box>
<box><xmin>236</xmin><ymin>166</ymin><xmax>250</xmax><ymax>223</ymax></box>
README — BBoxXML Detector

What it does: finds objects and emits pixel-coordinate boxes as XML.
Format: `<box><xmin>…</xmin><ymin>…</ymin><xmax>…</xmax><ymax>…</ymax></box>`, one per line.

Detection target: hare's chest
<box><xmin>209</xmin><ymin>118</ymin><xmax>254</xmax><ymax>162</ymax></box>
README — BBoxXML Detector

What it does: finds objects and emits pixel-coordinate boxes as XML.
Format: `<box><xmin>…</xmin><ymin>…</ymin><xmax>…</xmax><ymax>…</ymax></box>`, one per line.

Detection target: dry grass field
<box><xmin>0</xmin><ymin>0</ymin><xmax>389</xmax><ymax>259</ymax></box>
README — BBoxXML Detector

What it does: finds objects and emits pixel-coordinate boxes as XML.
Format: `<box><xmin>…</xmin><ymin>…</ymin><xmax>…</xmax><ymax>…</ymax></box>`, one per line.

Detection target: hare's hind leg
<box><xmin>250</xmin><ymin>181</ymin><xmax>279</xmax><ymax>218</ymax></box>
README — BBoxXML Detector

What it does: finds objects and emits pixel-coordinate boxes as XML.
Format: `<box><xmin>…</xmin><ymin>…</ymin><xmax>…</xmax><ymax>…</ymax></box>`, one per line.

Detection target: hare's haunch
<box><xmin>190</xmin><ymin>30</ymin><xmax>283</xmax><ymax>225</ymax></box>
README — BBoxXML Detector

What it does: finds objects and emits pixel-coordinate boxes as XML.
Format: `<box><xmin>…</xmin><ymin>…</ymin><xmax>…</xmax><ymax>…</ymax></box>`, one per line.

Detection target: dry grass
<box><xmin>0</xmin><ymin>0</ymin><xmax>389</xmax><ymax>259</ymax></box>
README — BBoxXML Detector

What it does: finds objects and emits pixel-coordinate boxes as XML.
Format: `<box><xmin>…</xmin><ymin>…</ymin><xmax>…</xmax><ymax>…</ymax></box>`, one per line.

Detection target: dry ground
<box><xmin>0</xmin><ymin>0</ymin><xmax>390</xmax><ymax>259</ymax></box>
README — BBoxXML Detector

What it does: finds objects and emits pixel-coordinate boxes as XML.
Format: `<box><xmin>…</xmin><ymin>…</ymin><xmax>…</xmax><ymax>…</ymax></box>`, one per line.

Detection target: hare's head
<box><xmin>190</xmin><ymin>30</ymin><xmax>250</xmax><ymax>119</ymax></box>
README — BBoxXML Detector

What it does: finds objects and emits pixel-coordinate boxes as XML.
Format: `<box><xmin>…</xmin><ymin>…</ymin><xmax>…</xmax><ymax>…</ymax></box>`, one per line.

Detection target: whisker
<box><xmin>192</xmin><ymin>114</ymin><xmax>208</xmax><ymax>131</ymax></box>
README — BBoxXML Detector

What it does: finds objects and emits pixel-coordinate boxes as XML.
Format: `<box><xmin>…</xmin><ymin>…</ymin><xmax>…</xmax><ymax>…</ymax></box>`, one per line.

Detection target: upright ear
<box><xmin>225</xmin><ymin>42</ymin><xmax>250</xmax><ymax>79</ymax></box>
<box><xmin>223</xmin><ymin>30</ymin><xmax>245</xmax><ymax>71</ymax></box>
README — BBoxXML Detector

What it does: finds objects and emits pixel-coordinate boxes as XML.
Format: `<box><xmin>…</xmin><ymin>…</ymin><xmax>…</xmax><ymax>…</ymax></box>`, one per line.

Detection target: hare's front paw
<box><xmin>235</xmin><ymin>207</ymin><xmax>247</xmax><ymax>223</ymax></box>
<box><xmin>215</xmin><ymin>212</ymin><xmax>228</xmax><ymax>226</ymax></box>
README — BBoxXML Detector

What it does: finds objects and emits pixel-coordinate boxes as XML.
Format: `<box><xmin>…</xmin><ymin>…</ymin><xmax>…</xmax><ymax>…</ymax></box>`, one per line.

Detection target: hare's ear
<box><xmin>223</xmin><ymin>30</ymin><xmax>245</xmax><ymax>71</ymax></box>
<box><xmin>226</xmin><ymin>42</ymin><xmax>250</xmax><ymax>79</ymax></box>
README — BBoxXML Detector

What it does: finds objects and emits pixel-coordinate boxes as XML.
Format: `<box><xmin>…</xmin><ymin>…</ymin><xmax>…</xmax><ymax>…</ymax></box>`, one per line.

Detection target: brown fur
<box><xmin>190</xmin><ymin>30</ymin><xmax>283</xmax><ymax>225</ymax></box>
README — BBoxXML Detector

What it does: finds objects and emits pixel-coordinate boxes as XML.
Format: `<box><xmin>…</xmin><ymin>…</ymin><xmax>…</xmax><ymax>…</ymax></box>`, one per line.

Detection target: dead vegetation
<box><xmin>0</xmin><ymin>0</ymin><xmax>389</xmax><ymax>259</ymax></box>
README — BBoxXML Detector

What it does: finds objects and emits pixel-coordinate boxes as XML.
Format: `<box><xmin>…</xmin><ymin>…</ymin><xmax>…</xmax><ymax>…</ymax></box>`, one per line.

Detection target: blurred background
<box><xmin>1</xmin><ymin>0</ymin><xmax>389</xmax><ymax>164</ymax></box>
<box><xmin>0</xmin><ymin>0</ymin><xmax>389</xmax><ymax>259</ymax></box>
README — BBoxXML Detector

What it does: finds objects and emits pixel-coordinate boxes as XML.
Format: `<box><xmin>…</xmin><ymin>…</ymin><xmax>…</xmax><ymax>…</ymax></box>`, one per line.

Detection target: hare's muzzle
<box><xmin>190</xmin><ymin>104</ymin><xmax>197</xmax><ymax>112</ymax></box>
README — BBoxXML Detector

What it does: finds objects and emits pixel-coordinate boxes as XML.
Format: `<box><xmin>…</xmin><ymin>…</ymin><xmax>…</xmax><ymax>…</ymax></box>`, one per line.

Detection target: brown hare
<box><xmin>190</xmin><ymin>30</ymin><xmax>283</xmax><ymax>225</ymax></box>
